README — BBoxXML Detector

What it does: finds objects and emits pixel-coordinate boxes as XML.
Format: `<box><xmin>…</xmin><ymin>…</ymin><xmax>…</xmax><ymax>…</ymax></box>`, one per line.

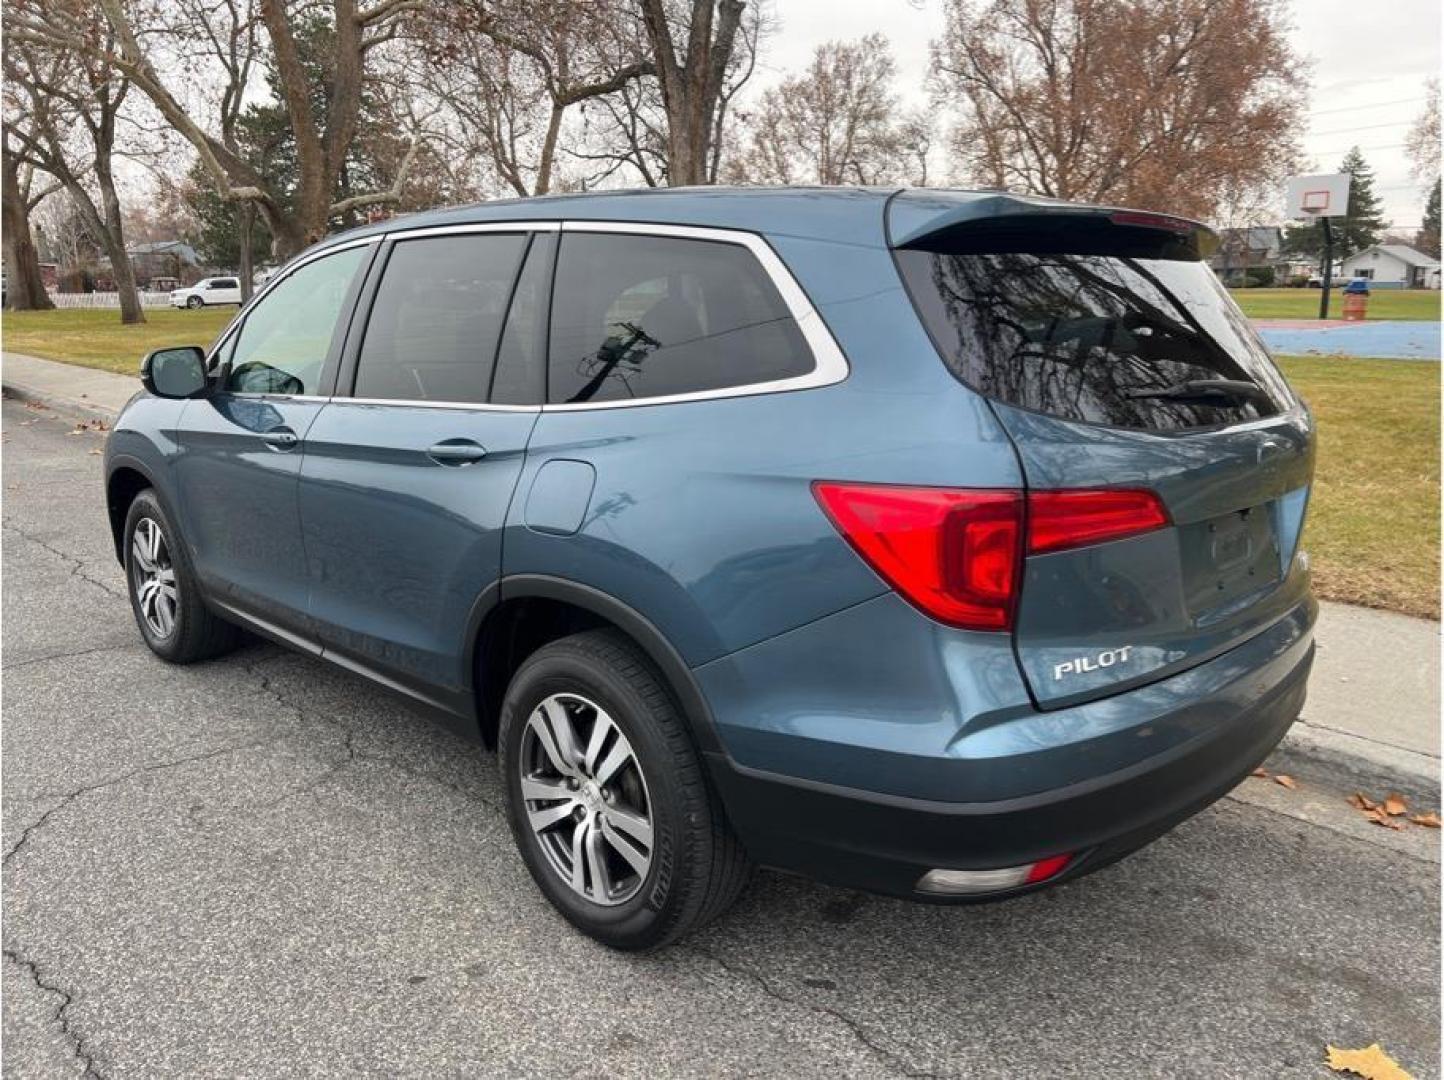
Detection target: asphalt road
<box><xmin>2</xmin><ymin>396</ymin><xmax>1439</xmax><ymax>1079</ymax></box>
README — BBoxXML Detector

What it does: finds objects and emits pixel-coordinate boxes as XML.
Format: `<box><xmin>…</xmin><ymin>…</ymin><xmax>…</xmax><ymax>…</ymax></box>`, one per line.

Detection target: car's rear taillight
<box><xmin>814</xmin><ymin>483</ymin><xmax>1170</xmax><ymax>632</ymax></box>
<box><xmin>1027</xmin><ymin>489</ymin><xmax>1170</xmax><ymax>554</ymax></box>
<box><xmin>812</xmin><ymin>482</ymin><xmax>1022</xmax><ymax>632</ymax></box>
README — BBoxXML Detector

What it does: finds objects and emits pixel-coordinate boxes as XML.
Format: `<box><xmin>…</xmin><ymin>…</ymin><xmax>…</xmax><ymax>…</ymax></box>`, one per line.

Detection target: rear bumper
<box><xmin>700</xmin><ymin>596</ymin><xmax>1314</xmax><ymax>900</ymax></box>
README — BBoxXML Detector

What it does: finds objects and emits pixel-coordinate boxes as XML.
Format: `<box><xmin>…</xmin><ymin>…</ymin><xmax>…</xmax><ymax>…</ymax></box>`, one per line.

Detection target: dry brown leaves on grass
<box><xmin>1325</xmin><ymin>1042</ymin><xmax>1414</xmax><ymax>1080</ymax></box>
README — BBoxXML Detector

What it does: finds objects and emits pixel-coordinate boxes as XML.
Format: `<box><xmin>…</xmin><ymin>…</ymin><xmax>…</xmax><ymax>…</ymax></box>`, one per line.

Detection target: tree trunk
<box><xmin>95</xmin><ymin>164</ymin><xmax>144</xmax><ymax>324</ymax></box>
<box><xmin>2</xmin><ymin>150</ymin><xmax>54</xmax><ymax>310</ymax></box>
<box><xmin>238</xmin><ymin>201</ymin><xmax>255</xmax><ymax>302</ymax></box>
<box><xmin>104</xmin><ymin>230</ymin><xmax>144</xmax><ymax>325</ymax></box>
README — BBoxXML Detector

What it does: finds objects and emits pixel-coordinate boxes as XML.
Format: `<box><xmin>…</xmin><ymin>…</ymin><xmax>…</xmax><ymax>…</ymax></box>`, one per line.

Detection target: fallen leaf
<box><xmin>1383</xmin><ymin>793</ymin><xmax>1408</xmax><ymax>817</ymax></box>
<box><xmin>1274</xmin><ymin>774</ymin><xmax>1297</xmax><ymax>790</ymax></box>
<box><xmin>1365</xmin><ymin>808</ymin><xmax>1405</xmax><ymax>831</ymax></box>
<box><xmin>1409</xmin><ymin>812</ymin><xmax>1440</xmax><ymax>828</ymax></box>
<box><xmin>1251</xmin><ymin>766</ymin><xmax>1269</xmax><ymax>778</ymax></box>
<box><xmin>1348</xmin><ymin>792</ymin><xmax>1378</xmax><ymax>812</ymax></box>
<box><xmin>88</xmin><ymin>449</ymin><xmax>102</xmax><ymax>456</ymax></box>
<box><xmin>1325</xmin><ymin>1042</ymin><xmax>1414</xmax><ymax>1080</ymax></box>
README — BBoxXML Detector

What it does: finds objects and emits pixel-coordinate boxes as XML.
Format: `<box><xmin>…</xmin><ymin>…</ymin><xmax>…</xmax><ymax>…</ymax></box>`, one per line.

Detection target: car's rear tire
<box><xmin>123</xmin><ymin>489</ymin><xmax>244</xmax><ymax>663</ymax></box>
<box><xmin>498</xmin><ymin>629</ymin><xmax>751</xmax><ymax>950</ymax></box>
<box><xmin>186</xmin><ymin>295</ymin><xmax>203</xmax><ymax>309</ymax></box>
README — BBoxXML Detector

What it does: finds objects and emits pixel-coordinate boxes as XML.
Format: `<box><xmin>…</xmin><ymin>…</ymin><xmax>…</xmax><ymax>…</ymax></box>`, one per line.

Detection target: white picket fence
<box><xmin>50</xmin><ymin>291</ymin><xmax>175</xmax><ymax>309</ymax></box>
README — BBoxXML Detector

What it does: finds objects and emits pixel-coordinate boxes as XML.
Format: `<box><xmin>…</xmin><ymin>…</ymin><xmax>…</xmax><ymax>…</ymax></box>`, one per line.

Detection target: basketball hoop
<box><xmin>1301</xmin><ymin>190</ymin><xmax>1330</xmax><ymax>215</ymax></box>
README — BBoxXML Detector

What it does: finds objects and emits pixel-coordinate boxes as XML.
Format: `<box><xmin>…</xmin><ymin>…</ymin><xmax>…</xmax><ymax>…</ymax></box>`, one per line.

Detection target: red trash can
<box><xmin>1342</xmin><ymin>292</ymin><xmax>1368</xmax><ymax>321</ymax></box>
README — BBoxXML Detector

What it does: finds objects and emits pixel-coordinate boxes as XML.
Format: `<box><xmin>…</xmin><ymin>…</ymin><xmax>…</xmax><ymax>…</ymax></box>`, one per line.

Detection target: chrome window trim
<box><xmin>338</xmin><ymin>397</ymin><xmax>541</xmax><ymax>413</ymax></box>
<box><xmin>543</xmin><ymin>220</ymin><xmax>849</xmax><ymax>411</ymax></box>
<box><xmin>208</xmin><ymin>218</ymin><xmax>850</xmax><ymax>413</ymax></box>
<box><xmin>385</xmin><ymin>220</ymin><xmax>560</xmax><ymax>241</ymax></box>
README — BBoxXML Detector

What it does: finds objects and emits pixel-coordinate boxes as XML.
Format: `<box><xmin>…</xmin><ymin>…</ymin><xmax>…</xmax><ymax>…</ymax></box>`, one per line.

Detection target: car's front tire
<box><xmin>498</xmin><ymin>629</ymin><xmax>751</xmax><ymax>950</ymax></box>
<box><xmin>185</xmin><ymin>295</ymin><xmax>203</xmax><ymax>309</ymax></box>
<box><xmin>123</xmin><ymin>489</ymin><xmax>243</xmax><ymax>663</ymax></box>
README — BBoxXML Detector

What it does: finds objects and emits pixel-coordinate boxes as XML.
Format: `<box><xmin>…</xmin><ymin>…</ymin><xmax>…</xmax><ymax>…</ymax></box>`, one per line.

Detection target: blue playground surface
<box><xmin>1254</xmin><ymin>320</ymin><xmax>1441</xmax><ymax>360</ymax></box>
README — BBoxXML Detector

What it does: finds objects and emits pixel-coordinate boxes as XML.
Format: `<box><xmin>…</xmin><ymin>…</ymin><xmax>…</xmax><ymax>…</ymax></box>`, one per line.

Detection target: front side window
<box><xmin>353</xmin><ymin>233</ymin><xmax>528</xmax><ymax>403</ymax></box>
<box><xmin>226</xmin><ymin>246</ymin><xmax>368</xmax><ymax>395</ymax></box>
<box><xmin>547</xmin><ymin>233</ymin><xmax>814</xmax><ymax>404</ymax></box>
<box><xmin>896</xmin><ymin>249</ymin><xmax>1294</xmax><ymax>432</ymax></box>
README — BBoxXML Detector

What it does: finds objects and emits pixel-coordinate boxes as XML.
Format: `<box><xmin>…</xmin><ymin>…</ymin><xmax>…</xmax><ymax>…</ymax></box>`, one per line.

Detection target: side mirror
<box><xmin>141</xmin><ymin>346</ymin><xmax>209</xmax><ymax>399</ymax></box>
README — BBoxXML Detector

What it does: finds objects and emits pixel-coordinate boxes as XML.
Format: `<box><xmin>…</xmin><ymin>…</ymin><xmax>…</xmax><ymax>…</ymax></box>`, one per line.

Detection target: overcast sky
<box><xmin>760</xmin><ymin>0</ymin><xmax>1441</xmax><ymax>228</ymax></box>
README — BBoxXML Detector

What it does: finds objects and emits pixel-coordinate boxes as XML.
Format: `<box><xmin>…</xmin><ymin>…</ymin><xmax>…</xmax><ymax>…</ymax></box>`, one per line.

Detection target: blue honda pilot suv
<box><xmin>104</xmin><ymin>188</ymin><xmax>1316</xmax><ymax>949</ymax></box>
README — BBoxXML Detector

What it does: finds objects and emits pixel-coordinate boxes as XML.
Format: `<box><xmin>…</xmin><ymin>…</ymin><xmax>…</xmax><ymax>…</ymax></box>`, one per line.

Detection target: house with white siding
<box><xmin>1338</xmin><ymin>244</ymin><xmax>1441</xmax><ymax>289</ymax></box>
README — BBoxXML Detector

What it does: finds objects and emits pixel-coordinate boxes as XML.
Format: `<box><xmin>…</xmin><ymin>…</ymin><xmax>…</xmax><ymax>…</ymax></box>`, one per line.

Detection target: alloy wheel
<box><xmin>131</xmin><ymin>517</ymin><xmax>178</xmax><ymax>639</ymax></box>
<box><xmin>519</xmin><ymin>692</ymin><xmax>654</xmax><ymax>907</ymax></box>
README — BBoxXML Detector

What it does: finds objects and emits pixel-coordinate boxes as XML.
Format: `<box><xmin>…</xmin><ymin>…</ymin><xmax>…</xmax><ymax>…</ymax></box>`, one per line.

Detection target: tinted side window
<box><xmin>226</xmin><ymin>246</ymin><xmax>367</xmax><ymax>395</ymax></box>
<box><xmin>354</xmin><ymin>234</ymin><xmax>528</xmax><ymax>403</ymax></box>
<box><xmin>547</xmin><ymin>233</ymin><xmax>813</xmax><ymax>404</ymax></box>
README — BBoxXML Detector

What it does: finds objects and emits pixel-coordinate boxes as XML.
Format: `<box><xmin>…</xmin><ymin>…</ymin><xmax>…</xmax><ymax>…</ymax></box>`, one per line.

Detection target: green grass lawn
<box><xmin>1230</xmin><ymin>288</ymin><xmax>1441</xmax><ymax>321</ymax></box>
<box><xmin>2</xmin><ymin>307</ymin><xmax>236</xmax><ymax>375</ymax></box>
<box><xmin>2</xmin><ymin>312</ymin><xmax>1437</xmax><ymax>619</ymax></box>
<box><xmin>1278</xmin><ymin>355</ymin><xmax>1439</xmax><ymax>619</ymax></box>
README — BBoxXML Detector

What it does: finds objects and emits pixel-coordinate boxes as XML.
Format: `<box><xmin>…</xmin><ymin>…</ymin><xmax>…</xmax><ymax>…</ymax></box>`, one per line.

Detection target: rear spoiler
<box><xmin>886</xmin><ymin>190</ymin><xmax>1218</xmax><ymax>260</ymax></box>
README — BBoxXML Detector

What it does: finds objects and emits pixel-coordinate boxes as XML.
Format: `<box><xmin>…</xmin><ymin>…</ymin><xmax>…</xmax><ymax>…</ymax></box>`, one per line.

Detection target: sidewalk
<box><xmin>4</xmin><ymin>350</ymin><xmax>1439</xmax><ymax>795</ymax></box>
<box><xmin>2</xmin><ymin>350</ymin><xmax>137</xmax><ymax>417</ymax></box>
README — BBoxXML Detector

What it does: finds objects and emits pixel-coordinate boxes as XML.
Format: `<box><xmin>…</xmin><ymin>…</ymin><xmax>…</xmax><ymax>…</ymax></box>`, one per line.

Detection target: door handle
<box><xmin>427</xmin><ymin>439</ymin><xmax>487</xmax><ymax>466</ymax></box>
<box><xmin>261</xmin><ymin>426</ymin><xmax>299</xmax><ymax>452</ymax></box>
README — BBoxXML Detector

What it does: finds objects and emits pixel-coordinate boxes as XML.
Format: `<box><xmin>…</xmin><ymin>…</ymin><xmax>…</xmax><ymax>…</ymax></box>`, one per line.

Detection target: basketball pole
<box><xmin>1318</xmin><ymin>216</ymin><xmax>1333</xmax><ymax>320</ymax></box>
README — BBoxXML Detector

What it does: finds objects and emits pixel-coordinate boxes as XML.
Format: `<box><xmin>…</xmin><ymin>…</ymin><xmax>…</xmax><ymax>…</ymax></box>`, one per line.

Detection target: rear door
<box><xmin>892</xmin><ymin>200</ymin><xmax>1314</xmax><ymax>707</ymax></box>
<box><xmin>296</xmin><ymin>227</ymin><xmax>551</xmax><ymax>702</ymax></box>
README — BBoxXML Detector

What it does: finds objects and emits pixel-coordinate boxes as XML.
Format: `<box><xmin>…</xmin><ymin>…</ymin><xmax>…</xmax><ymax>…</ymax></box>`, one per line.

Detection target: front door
<box><xmin>298</xmin><ymin>229</ymin><xmax>551</xmax><ymax>701</ymax></box>
<box><xmin>174</xmin><ymin>242</ymin><xmax>375</xmax><ymax>632</ymax></box>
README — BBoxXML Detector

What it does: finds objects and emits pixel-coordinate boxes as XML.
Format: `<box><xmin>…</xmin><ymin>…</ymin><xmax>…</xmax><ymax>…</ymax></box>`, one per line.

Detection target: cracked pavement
<box><xmin>2</xmin><ymin>396</ymin><xmax>1439</xmax><ymax>1078</ymax></box>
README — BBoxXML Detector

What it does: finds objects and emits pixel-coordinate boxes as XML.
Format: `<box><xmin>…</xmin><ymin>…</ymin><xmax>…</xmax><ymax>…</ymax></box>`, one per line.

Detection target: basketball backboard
<box><xmin>1285</xmin><ymin>173</ymin><xmax>1351</xmax><ymax>219</ymax></box>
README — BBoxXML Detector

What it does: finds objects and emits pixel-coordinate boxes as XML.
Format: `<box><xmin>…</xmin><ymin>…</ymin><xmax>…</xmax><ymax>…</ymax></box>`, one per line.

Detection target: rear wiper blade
<box><xmin>1124</xmin><ymin>379</ymin><xmax>1272</xmax><ymax>407</ymax></box>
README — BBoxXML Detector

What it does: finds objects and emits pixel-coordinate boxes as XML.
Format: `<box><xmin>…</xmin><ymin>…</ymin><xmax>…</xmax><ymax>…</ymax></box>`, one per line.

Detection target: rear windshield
<box><xmin>895</xmin><ymin>250</ymin><xmax>1293</xmax><ymax>431</ymax></box>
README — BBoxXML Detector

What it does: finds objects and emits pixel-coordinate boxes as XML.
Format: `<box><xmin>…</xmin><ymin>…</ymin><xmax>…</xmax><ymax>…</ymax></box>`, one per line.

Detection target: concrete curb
<box><xmin>2</xmin><ymin>380</ymin><xmax>122</xmax><ymax>422</ymax></box>
<box><xmin>1272</xmin><ymin>722</ymin><xmax>1440</xmax><ymax>805</ymax></box>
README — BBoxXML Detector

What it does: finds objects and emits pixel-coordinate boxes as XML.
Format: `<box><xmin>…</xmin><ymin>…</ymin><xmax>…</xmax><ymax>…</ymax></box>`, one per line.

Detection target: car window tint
<box><xmin>547</xmin><ymin>233</ymin><xmax>813</xmax><ymax>404</ymax></box>
<box><xmin>491</xmin><ymin>232</ymin><xmax>554</xmax><ymax>406</ymax></box>
<box><xmin>895</xmin><ymin>250</ymin><xmax>1292</xmax><ymax>431</ymax></box>
<box><xmin>354</xmin><ymin>234</ymin><xmax>527</xmax><ymax>403</ymax></box>
<box><xmin>226</xmin><ymin>246</ymin><xmax>367</xmax><ymax>396</ymax></box>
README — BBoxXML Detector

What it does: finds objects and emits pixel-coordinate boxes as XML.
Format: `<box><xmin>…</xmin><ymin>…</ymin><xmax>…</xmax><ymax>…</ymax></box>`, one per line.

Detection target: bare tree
<box><xmin>930</xmin><ymin>0</ymin><xmax>1306</xmax><ymax>220</ymax></box>
<box><xmin>732</xmin><ymin>34</ymin><xmax>929</xmax><ymax>186</ymax></box>
<box><xmin>422</xmin><ymin>0</ymin><xmax>654</xmax><ymax>197</ymax></box>
<box><xmin>9</xmin><ymin>0</ymin><xmax>430</xmax><ymax>259</ymax></box>
<box><xmin>2</xmin><ymin>132</ymin><xmax>58</xmax><ymax>310</ymax></box>
<box><xmin>5</xmin><ymin>11</ymin><xmax>147</xmax><ymax>323</ymax></box>
<box><xmin>637</xmin><ymin>0</ymin><xmax>748</xmax><ymax>186</ymax></box>
<box><xmin>1406</xmin><ymin>79</ymin><xmax>1440</xmax><ymax>184</ymax></box>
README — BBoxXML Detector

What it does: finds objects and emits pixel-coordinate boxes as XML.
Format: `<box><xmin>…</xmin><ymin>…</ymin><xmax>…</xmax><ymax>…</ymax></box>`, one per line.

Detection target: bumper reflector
<box><xmin>917</xmin><ymin>854</ymin><xmax>1073</xmax><ymax>896</ymax></box>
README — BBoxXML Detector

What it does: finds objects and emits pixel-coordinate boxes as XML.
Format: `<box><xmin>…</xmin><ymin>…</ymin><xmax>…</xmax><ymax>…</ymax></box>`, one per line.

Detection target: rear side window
<box><xmin>355</xmin><ymin>233</ymin><xmax>527</xmax><ymax>403</ymax></box>
<box><xmin>547</xmin><ymin>233</ymin><xmax>813</xmax><ymax>404</ymax></box>
<box><xmin>896</xmin><ymin>250</ymin><xmax>1293</xmax><ymax>431</ymax></box>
